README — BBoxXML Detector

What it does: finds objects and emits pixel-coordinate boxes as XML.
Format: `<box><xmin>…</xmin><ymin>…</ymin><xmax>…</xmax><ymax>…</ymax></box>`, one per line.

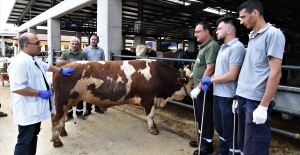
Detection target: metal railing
<box><xmin>111</xmin><ymin>53</ymin><xmax>300</xmax><ymax>141</ymax></box>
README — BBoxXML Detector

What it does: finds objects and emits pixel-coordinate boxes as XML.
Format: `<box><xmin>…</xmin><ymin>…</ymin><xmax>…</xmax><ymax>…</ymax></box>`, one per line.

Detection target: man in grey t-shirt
<box><xmin>83</xmin><ymin>35</ymin><xmax>105</xmax><ymax>116</ymax></box>
<box><xmin>236</xmin><ymin>1</ymin><xmax>285</xmax><ymax>155</ymax></box>
<box><xmin>201</xmin><ymin>17</ymin><xmax>245</xmax><ymax>155</ymax></box>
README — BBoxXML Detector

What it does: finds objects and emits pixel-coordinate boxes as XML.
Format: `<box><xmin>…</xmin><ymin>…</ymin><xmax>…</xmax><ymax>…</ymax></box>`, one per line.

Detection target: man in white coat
<box><xmin>8</xmin><ymin>32</ymin><xmax>75</xmax><ymax>155</ymax></box>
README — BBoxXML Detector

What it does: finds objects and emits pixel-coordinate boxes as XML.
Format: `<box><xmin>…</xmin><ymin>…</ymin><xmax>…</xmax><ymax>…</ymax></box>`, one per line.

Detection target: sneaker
<box><xmin>77</xmin><ymin>114</ymin><xmax>86</xmax><ymax>120</ymax></box>
<box><xmin>83</xmin><ymin>111</ymin><xmax>91</xmax><ymax>116</ymax></box>
<box><xmin>193</xmin><ymin>142</ymin><xmax>214</xmax><ymax>155</ymax></box>
<box><xmin>200</xmin><ymin>142</ymin><xmax>214</xmax><ymax>154</ymax></box>
<box><xmin>65</xmin><ymin>116</ymin><xmax>74</xmax><ymax>122</ymax></box>
<box><xmin>95</xmin><ymin>109</ymin><xmax>104</xmax><ymax>114</ymax></box>
<box><xmin>0</xmin><ymin>111</ymin><xmax>7</xmax><ymax>117</ymax></box>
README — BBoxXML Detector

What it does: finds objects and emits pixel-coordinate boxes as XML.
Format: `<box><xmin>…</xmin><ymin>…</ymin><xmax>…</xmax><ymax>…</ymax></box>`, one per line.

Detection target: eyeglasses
<box><xmin>194</xmin><ymin>30</ymin><xmax>205</xmax><ymax>34</ymax></box>
<box><xmin>27</xmin><ymin>41</ymin><xmax>41</xmax><ymax>46</ymax></box>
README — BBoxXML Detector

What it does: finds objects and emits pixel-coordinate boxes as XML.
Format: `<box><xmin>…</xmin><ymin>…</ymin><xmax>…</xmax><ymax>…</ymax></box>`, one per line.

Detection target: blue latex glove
<box><xmin>60</xmin><ymin>67</ymin><xmax>75</xmax><ymax>76</ymax></box>
<box><xmin>38</xmin><ymin>90</ymin><xmax>53</xmax><ymax>99</ymax></box>
<box><xmin>200</xmin><ymin>76</ymin><xmax>212</xmax><ymax>92</ymax></box>
<box><xmin>69</xmin><ymin>58</ymin><xmax>77</xmax><ymax>61</ymax></box>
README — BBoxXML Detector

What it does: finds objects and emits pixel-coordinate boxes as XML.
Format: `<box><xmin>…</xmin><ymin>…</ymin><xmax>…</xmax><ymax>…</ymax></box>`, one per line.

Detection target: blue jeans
<box><xmin>213</xmin><ymin>96</ymin><xmax>239</xmax><ymax>155</ymax></box>
<box><xmin>237</xmin><ymin>96</ymin><xmax>274</xmax><ymax>155</ymax></box>
<box><xmin>14</xmin><ymin>122</ymin><xmax>41</xmax><ymax>155</ymax></box>
<box><xmin>194</xmin><ymin>90</ymin><xmax>214</xmax><ymax>142</ymax></box>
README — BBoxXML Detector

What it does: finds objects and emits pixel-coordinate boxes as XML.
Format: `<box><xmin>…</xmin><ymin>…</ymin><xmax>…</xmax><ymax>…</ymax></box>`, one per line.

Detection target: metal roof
<box><xmin>6</xmin><ymin>0</ymin><xmax>300</xmax><ymax>45</ymax></box>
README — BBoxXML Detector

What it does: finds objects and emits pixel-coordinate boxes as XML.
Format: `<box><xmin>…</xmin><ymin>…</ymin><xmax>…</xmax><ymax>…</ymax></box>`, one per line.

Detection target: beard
<box><xmin>71</xmin><ymin>47</ymin><xmax>79</xmax><ymax>52</ymax></box>
<box><xmin>218</xmin><ymin>36</ymin><xmax>225</xmax><ymax>42</ymax></box>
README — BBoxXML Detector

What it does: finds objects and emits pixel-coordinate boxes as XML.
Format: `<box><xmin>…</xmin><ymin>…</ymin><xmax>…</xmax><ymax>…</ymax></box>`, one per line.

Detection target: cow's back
<box><xmin>53</xmin><ymin>60</ymin><xmax>183</xmax><ymax>109</ymax></box>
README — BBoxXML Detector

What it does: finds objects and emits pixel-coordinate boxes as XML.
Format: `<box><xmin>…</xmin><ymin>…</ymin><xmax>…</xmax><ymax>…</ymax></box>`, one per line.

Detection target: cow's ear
<box><xmin>183</xmin><ymin>77</ymin><xmax>188</xmax><ymax>84</ymax></box>
<box><xmin>147</xmin><ymin>48</ymin><xmax>152</xmax><ymax>53</ymax></box>
<box><xmin>130</xmin><ymin>47</ymin><xmax>136</xmax><ymax>53</ymax></box>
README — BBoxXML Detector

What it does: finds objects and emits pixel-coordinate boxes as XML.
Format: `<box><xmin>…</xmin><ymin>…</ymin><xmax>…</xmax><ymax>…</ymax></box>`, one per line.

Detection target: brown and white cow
<box><xmin>51</xmin><ymin>59</ymin><xmax>191</xmax><ymax>147</ymax></box>
<box><xmin>131</xmin><ymin>44</ymin><xmax>175</xmax><ymax>58</ymax></box>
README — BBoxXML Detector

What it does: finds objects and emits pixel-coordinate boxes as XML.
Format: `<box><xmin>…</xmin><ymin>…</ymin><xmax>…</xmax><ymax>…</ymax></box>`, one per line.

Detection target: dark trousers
<box><xmin>194</xmin><ymin>90</ymin><xmax>214</xmax><ymax>143</ymax></box>
<box><xmin>14</xmin><ymin>122</ymin><xmax>41</xmax><ymax>155</ymax></box>
<box><xmin>213</xmin><ymin>96</ymin><xmax>239</xmax><ymax>155</ymax></box>
<box><xmin>86</xmin><ymin>102</ymin><xmax>101</xmax><ymax>112</ymax></box>
<box><xmin>237</xmin><ymin>96</ymin><xmax>274</xmax><ymax>155</ymax></box>
<box><xmin>67</xmin><ymin>100</ymin><xmax>84</xmax><ymax>117</ymax></box>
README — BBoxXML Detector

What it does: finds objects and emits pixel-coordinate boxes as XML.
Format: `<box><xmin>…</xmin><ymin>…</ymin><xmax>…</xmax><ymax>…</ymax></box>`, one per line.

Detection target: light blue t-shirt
<box><xmin>236</xmin><ymin>23</ymin><xmax>286</xmax><ymax>101</ymax></box>
<box><xmin>83</xmin><ymin>45</ymin><xmax>105</xmax><ymax>61</ymax></box>
<box><xmin>213</xmin><ymin>38</ymin><xmax>246</xmax><ymax>98</ymax></box>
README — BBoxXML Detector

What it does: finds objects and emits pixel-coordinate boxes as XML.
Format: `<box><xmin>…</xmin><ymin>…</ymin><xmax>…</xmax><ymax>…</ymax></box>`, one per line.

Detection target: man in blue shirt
<box><xmin>236</xmin><ymin>0</ymin><xmax>285</xmax><ymax>154</ymax></box>
<box><xmin>83</xmin><ymin>35</ymin><xmax>105</xmax><ymax>116</ymax></box>
<box><xmin>201</xmin><ymin>16</ymin><xmax>246</xmax><ymax>155</ymax></box>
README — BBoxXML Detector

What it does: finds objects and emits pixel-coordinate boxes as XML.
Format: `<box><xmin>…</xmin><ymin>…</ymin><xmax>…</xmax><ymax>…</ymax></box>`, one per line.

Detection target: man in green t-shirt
<box><xmin>61</xmin><ymin>37</ymin><xmax>87</xmax><ymax>61</ymax></box>
<box><xmin>189</xmin><ymin>21</ymin><xmax>220</xmax><ymax>155</ymax></box>
<box><xmin>61</xmin><ymin>37</ymin><xmax>87</xmax><ymax>122</ymax></box>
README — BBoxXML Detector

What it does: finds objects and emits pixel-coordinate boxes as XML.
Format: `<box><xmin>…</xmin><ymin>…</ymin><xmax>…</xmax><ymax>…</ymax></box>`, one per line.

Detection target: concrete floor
<box><xmin>0</xmin><ymin>82</ymin><xmax>195</xmax><ymax>155</ymax></box>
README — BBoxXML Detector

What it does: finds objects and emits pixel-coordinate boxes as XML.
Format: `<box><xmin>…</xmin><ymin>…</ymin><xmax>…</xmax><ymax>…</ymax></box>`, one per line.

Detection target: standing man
<box><xmin>0</xmin><ymin>58</ymin><xmax>9</xmax><ymax>117</ymax></box>
<box><xmin>190</xmin><ymin>21</ymin><xmax>220</xmax><ymax>155</ymax></box>
<box><xmin>236</xmin><ymin>0</ymin><xmax>285</xmax><ymax>154</ymax></box>
<box><xmin>83</xmin><ymin>35</ymin><xmax>105</xmax><ymax>116</ymax></box>
<box><xmin>61</xmin><ymin>37</ymin><xmax>87</xmax><ymax>122</ymax></box>
<box><xmin>201</xmin><ymin>17</ymin><xmax>246</xmax><ymax>155</ymax></box>
<box><xmin>0</xmin><ymin>103</ymin><xmax>7</xmax><ymax>117</ymax></box>
<box><xmin>8</xmin><ymin>32</ymin><xmax>75</xmax><ymax>155</ymax></box>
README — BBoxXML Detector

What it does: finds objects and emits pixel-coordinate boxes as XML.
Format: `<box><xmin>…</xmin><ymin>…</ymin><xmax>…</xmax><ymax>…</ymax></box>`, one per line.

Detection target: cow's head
<box><xmin>170</xmin><ymin>65</ymin><xmax>194</xmax><ymax>101</ymax></box>
<box><xmin>135</xmin><ymin>44</ymin><xmax>152</xmax><ymax>56</ymax></box>
<box><xmin>176</xmin><ymin>69</ymin><xmax>189</xmax><ymax>86</ymax></box>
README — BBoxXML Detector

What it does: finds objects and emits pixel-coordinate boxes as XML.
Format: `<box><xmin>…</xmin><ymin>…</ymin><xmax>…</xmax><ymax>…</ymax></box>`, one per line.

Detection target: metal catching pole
<box><xmin>232</xmin><ymin>99</ymin><xmax>237</xmax><ymax>155</ymax></box>
<box><xmin>74</xmin><ymin>116</ymin><xmax>76</xmax><ymax>124</ymax></box>
<box><xmin>192</xmin><ymin>98</ymin><xmax>199</xmax><ymax>146</ymax></box>
<box><xmin>198</xmin><ymin>91</ymin><xmax>207</xmax><ymax>155</ymax></box>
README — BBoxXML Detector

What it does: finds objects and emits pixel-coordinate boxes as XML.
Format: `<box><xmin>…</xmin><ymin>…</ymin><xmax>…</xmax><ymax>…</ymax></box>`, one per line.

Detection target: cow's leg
<box><xmin>50</xmin><ymin>104</ymin><xmax>72</xmax><ymax>147</ymax></box>
<box><xmin>146</xmin><ymin>105</ymin><xmax>159</xmax><ymax>135</ymax></box>
<box><xmin>59</xmin><ymin>105</ymin><xmax>71</xmax><ymax>137</ymax></box>
<box><xmin>51</xmin><ymin>114</ymin><xmax>64</xmax><ymax>147</ymax></box>
<box><xmin>59</xmin><ymin>115</ymin><xmax>68</xmax><ymax>137</ymax></box>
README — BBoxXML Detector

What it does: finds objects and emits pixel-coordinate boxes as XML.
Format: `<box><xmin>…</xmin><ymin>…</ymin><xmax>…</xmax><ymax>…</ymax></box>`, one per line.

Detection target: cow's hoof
<box><xmin>60</xmin><ymin>128</ymin><xmax>68</xmax><ymax>137</ymax></box>
<box><xmin>53</xmin><ymin>141</ymin><xmax>64</xmax><ymax>148</ymax></box>
<box><xmin>60</xmin><ymin>131</ymin><xmax>68</xmax><ymax>137</ymax></box>
<box><xmin>150</xmin><ymin>129</ymin><xmax>159</xmax><ymax>135</ymax></box>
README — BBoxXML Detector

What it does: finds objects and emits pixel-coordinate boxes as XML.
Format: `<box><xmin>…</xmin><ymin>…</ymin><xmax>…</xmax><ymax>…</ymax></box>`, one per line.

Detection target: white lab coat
<box><xmin>8</xmin><ymin>51</ymin><xmax>56</xmax><ymax>126</ymax></box>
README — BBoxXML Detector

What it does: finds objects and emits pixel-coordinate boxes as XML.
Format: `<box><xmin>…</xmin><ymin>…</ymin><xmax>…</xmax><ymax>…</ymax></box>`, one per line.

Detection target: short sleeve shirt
<box><xmin>213</xmin><ymin>38</ymin><xmax>246</xmax><ymax>98</ymax></box>
<box><xmin>61</xmin><ymin>50</ymin><xmax>87</xmax><ymax>61</ymax></box>
<box><xmin>236</xmin><ymin>23</ymin><xmax>286</xmax><ymax>101</ymax></box>
<box><xmin>193</xmin><ymin>38</ymin><xmax>220</xmax><ymax>86</ymax></box>
<box><xmin>83</xmin><ymin>45</ymin><xmax>105</xmax><ymax>61</ymax></box>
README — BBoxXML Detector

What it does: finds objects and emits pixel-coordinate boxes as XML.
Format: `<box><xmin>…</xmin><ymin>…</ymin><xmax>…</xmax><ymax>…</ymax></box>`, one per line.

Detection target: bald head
<box><xmin>18</xmin><ymin>32</ymin><xmax>42</xmax><ymax>56</ymax></box>
<box><xmin>19</xmin><ymin>33</ymin><xmax>32</xmax><ymax>50</ymax></box>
